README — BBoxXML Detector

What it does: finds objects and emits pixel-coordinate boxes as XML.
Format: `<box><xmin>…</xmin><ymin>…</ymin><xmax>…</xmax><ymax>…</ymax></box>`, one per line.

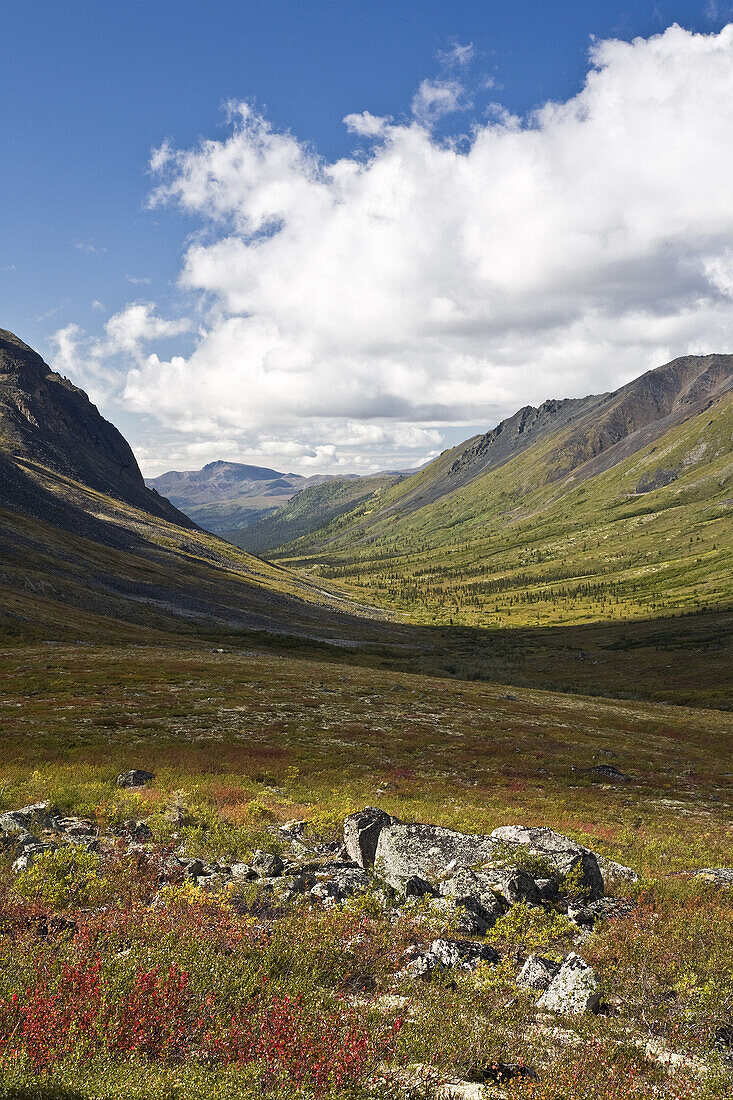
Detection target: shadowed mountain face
<box><xmin>0</xmin><ymin>329</ymin><xmax>192</xmax><ymax>527</ymax></box>
<box><xmin>0</xmin><ymin>329</ymin><xmax>392</xmax><ymax>645</ymax></box>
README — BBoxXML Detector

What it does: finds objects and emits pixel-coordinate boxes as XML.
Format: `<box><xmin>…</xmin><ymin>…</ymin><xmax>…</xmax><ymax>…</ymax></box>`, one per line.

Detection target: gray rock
<box><xmin>596</xmin><ymin>855</ymin><xmax>639</xmax><ymax>888</ymax></box>
<box><xmin>1</xmin><ymin>802</ymin><xmax>55</xmax><ymax>845</ymax></box>
<box><xmin>279</xmin><ymin>820</ymin><xmax>306</xmax><ymax>839</ymax></box>
<box><xmin>536</xmin><ymin>878</ymin><xmax>559</xmax><ymax>901</ymax></box>
<box><xmin>516</xmin><ymin>954</ymin><xmax>561</xmax><ymax>992</ymax></box>
<box><xmin>691</xmin><ymin>867</ymin><xmax>733</xmax><ymax>886</ymax></box>
<box><xmin>537</xmin><ymin>953</ymin><xmax>601</xmax><ymax>1014</ymax></box>
<box><xmin>567</xmin><ymin>903</ymin><xmax>596</xmax><ymax>927</ymax></box>
<box><xmin>477</xmin><ymin>866</ymin><xmax>541</xmax><ymax>907</ymax></box>
<box><xmin>251</xmin><ymin>850</ymin><xmax>284</xmax><ymax>878</ymax></box>
<box><xmin>310</xmin><ymin>866</ymin><xmax>371</xmax><ymax>903</ymax></box>
<box><xmin>375</xmin><ymin>821</ymin><xmax>500</xmax><ymax>889</ymax></box>
<box><xmin>440</xmin><ymin>869</ymin><xmax>502</xmax><ymax>909</ymax></box>
<box><xmin>230</xmin><ymin>862</ymin><xmax>257</xmax><ymax>880</ymax></box>
<box><xmin>403</xmin><ymin>874</ymin><xmax>438</xmax><ymax>898</ymax></box>
<box><xmin>490</xmin><ymin>825</ymin><xmax>604</xmax><ymax>900</ymax></box>
<box><xmin>344</xmin><ymin>807</ymin><xmax>396</xmax><ymax>868</ymax></box>
<box><xmin>12</xmin><ymin>841</ymin><xmax>57</xmax><ymax>873</ymax></box>
<box><xmin>406</xmin><ymin>937</ymin><xmax>499</xmax><ymax>979</ymax></box>
<box><xmin>116</xmin><ymin>770</ymin><xmax>156</xmax><ymax>789</ymax></box>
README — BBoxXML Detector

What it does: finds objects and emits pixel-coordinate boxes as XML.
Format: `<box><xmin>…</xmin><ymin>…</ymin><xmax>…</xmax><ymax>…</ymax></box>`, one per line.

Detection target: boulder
<box><xmin>1</xmin><ymin>802</ymin><xmax>55</xmax><ymax>845</ymax></box>
<box><xmin>310</xmin><ymin>865</ymin><xmax>371</xmax><ymax>903</ymax></box>
<box><xmin>116</xmin><ymin>770</ymin><xmax>156</xmax><ymax>789</ymax></box>
<box><xmin>13</xmin><ymin>840</ymin><xmax>57</xmax><ymax>873</ymax></box>
<box><xmin>375</xmin><ymin>821</ymin><xmax>500</xmax><ymax>889</ymax></box>
<box><xmin>516</xmin><ymin>954</ymin><xmax>561</xmax><ymax>992</ymax></box>
<box><xmin>406</xmin><ymin>938</ymin><xmax>499</xmax><ymax>979</ymax></box>
<box><xmin>490</xmin><ymin>826</ymin><xmax>604</xmax><ymax>900</ymax></box>
<box><xmin>251</xmin><ymin>850</ymin><xmax>284</xmax><ymax>878</ymax></box>
<box><xmin>344</xmin><ymin>807</ymin><xmax>396</xmax><ymax>867</ymax></box>
<box><xmin>230</xmin><ymin>862</ymin><xmax>257</xmax><ymax>881</ymax></box>
<box><xmin>691</xmin><ymin>867</ymin><xmax>733</xmax><ymax>886</ymax></box>
<box><xmin>537</xmin><ymin>953</ymin><xmax>601</xmax><ymax>1014</ymax></box>
<box><xmin>439</xmin><ymin>869</ymin><xmax>504</xmax><ymax>929</ymax></box>
<box><xmin>596</xmin><ymin>855</ymin><xmax>639</xmax><ymax>888</ymax></box>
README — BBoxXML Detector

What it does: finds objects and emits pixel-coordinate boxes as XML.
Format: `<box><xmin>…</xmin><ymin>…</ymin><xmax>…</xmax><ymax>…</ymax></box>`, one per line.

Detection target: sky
<box><xmin>3</xmin><ymin>1</ymin><xmax>733</xmax><ymax>477</ymax></box>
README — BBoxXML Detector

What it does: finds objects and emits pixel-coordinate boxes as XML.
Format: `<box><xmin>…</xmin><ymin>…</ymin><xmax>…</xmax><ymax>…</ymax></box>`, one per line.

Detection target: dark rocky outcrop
<box><xmin>0</xmin><ymin>329</ymin><xmax>193</xmax><ymax>526</ymax></box>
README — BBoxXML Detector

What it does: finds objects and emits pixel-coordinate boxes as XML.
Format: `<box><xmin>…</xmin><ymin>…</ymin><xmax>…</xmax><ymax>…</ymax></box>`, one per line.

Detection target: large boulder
<box><xmin>537</xmin><ymin>953</ymin><xmax>601</xmax><ymax>1014</ymax></box>
<box><xmin>344</xmin><ymin>807</ymin><xmax>396</xmax><ymax>867</ymax></box>
<box><xmin>440</xmin><ymin>869</ymin><xmax>505</xmax><ymax>927</ymax></box>
<box><xmin>490</xmin><ymin>826</ymin><xmax>604</xmax><ymax>900</ymax></box>
<box><xmin>406</xmin><ymin>938</ymin><xmax>499</xmax><ymax>979</ymax></box>
<box><xmin>375</xmin><ymin>821</ymin><xmax>500</xmax><ymax>890</ymax></box>
<box><xmin>516</xmin><ymin>954</ymin><xmax>561</xmax><ymax>992</ymax></box>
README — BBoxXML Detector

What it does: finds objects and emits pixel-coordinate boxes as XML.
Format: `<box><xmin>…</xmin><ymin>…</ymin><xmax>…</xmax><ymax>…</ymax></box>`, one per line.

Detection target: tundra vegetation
<box><xmin>0</xmin><ymin>645</ymin><xmax>731</xmax><ymax>1099</ymax></box>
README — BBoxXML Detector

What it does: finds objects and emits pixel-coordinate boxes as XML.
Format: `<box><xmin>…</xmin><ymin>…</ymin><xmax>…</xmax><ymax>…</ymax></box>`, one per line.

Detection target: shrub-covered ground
<box><xmin>0</xmin><ymin>644</ymin><xmax>731</xmax><ymax>1099</ymax></box>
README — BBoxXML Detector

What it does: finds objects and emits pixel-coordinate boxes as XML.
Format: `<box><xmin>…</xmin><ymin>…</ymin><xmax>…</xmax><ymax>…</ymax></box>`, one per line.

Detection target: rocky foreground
<box><xmin>2</xmin><ymin>774</ymin><xmax>732</xmax><ymax>1098</ymax></box>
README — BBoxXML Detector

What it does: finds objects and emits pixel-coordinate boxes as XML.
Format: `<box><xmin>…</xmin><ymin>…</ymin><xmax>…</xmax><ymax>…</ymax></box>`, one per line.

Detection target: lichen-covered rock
<box><xmin>596</xmin><ymin>854</ymin><xmax>639</xmax><ymax>888</ymax></box>
<box><xmin>116</xmin><ymin>770</ymin><xmax>156</xmax><ymax>789</ymax></box>
<box><xmin>691</xmin><ymin>867</ymin><xmax>733</xmax><ymax>886</ymax></box>
<box><xmin>344</xmin><ymin>807</ymin><xmax>396</xmax><ymax>867</ymax></box>
<box><xmin>310</xmin><ymin>865</ymin><xmax>371</xmax><ymax>903</ymax></box>
<box><xmin>375</xmin><ymin>821</ymin><xmax>500</xmax><ymax>889</ymax></box>
<box><xmin>490</xmin><ymin>825</ymin><xmax>604</xmax><ymax>900</ymax></box>
<box><xmin>406</xmin><ymin>938</ymin><xmax>499</xmax><ymax>979</ymax></box>
<box><xmin>251</xmin><ymin>850</ymin><xmax>285</xmax><ymax>878</ymax></box>
<box><xmin>537</xmin><ymin>953</ymin><xmax>601</xmax><ymax>1014</ymax></box>
<box><xmin>516</xmin><ymin>954</ymin><xmax>561</xmax><ymax>991</ymax></box>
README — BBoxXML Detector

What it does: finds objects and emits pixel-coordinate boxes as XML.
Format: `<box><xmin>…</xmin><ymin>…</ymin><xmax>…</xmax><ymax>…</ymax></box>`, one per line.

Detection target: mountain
<box><xmin>0</xmin><ymin>329</ymin><xmax>190</xmax><ymax>527</ymax></box>
<box><xmin>0</xmin><ymin>329</ymin><xmax>386</xmax><ymax>645</ymax></box>
<box><xmin>268</xmin><ymin>354</ymin><xmax>733</xmax><ymax>629</ymax></box>
<box><xmin>145</xmin><ymin>461</ymin><xmax>341</xmax><ymax>534</ymax></box>
<box><xmin>227</xmin><ymin>474</ymin><xmax>402</xmax><ymax>554</ymax></box>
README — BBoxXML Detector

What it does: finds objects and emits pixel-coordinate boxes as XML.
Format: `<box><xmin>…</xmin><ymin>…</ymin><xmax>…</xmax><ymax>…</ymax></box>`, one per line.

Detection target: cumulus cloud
<box><xmin>52</xmin><ymin>303</ymin><xmax>190</xmax><ymax>405</ymax></box>
<box><xmin>411</xmin><ymin>77</ymin><xmax>471</xmax><ymax>123</ymax></box>
<box><xmin>63</xmin><ymin>25</ymin><xmax>733</xmax><ymax>473</ymax></box>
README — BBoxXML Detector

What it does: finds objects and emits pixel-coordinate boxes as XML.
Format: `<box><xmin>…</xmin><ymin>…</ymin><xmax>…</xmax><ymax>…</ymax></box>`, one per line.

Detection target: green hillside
<box><xmin>229</xmin><ymin>474</ymin><xmax>401</xmax><ymax>555</ymax></box>
<box><xmin>275</xmin><ymin>385</ymin><xmax>733</xmax><ymax>630</ymax></box>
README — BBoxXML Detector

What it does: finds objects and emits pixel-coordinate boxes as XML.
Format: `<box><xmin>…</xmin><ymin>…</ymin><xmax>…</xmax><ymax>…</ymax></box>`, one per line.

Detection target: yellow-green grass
<box><xmin>276</xmin><ymin>395</ymin><xmax>733</xmax><ymax>630</ymax></box>
<box><xmin>1</xmin><ymin>645</ymin><xmax>731</xmax><ymax>874</ymax></box>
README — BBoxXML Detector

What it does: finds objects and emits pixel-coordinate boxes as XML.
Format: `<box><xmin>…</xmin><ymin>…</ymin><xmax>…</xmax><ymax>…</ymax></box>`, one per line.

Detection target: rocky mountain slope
<box><xmin>0</xmin><ymin>329</ymin><xmax>190</xmax><ymax>526</ymax></box>
<box><xmin>0</xmin><ymin>329</ymin><xmax>387</xmax><ymax>646</ymax></box>
<box><xmin>145</xmin><ymin>460</ymin><xmax>338</xmax><ymax>534</ymax></box>
<box><xmin>269</xmin><ymin>354</ymin><xmax>733</xmax><ymax>629</ymax></box>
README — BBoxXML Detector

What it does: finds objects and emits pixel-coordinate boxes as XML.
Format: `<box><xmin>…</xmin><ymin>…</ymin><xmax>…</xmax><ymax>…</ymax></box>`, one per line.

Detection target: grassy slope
<box><xmin>276</xmin><ymin>393</ymin><xmax>733</xmax><ymax>630</ymax></box>
<box><xmin>228</xmin><ymin>475</ymin><xmax>400</xmax><ymax>554</ymax></box>
<box><xmin>0</xmin><ymin>457</ymin><xmax>389</xmax><ymax>647</ymax></box>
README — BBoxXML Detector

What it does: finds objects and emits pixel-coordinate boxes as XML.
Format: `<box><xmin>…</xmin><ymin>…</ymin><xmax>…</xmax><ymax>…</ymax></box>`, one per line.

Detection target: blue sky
<box><xmin>3</xmin><ymin>1</ymin><xmax>733</xmax><ymax>475</ymax></box>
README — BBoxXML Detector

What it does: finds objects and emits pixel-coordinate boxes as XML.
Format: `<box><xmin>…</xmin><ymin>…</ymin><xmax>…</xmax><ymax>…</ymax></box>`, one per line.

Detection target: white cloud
<box><xmin>411</xmin><ymin>78</ymin><xmax>471</xmax><ymax>123</ymax></box>
<box><xmin>64</xmin><ymin>25</ymin><xmax>733</xmax><ymax>474</ymax></box>
<box><xmin>437</xmin><ymin>41</ymin><xmax>476</xmax><ymax>67</ymax></box>
<box><xmin>343</xmin><ymin>111</ymin><xmax>390</xmax><ymax>137</ymax></box>
<box><xmin>51</xmin><ymin>303</ymin><xmax>191</xmax><ymax>405</ymax></box>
